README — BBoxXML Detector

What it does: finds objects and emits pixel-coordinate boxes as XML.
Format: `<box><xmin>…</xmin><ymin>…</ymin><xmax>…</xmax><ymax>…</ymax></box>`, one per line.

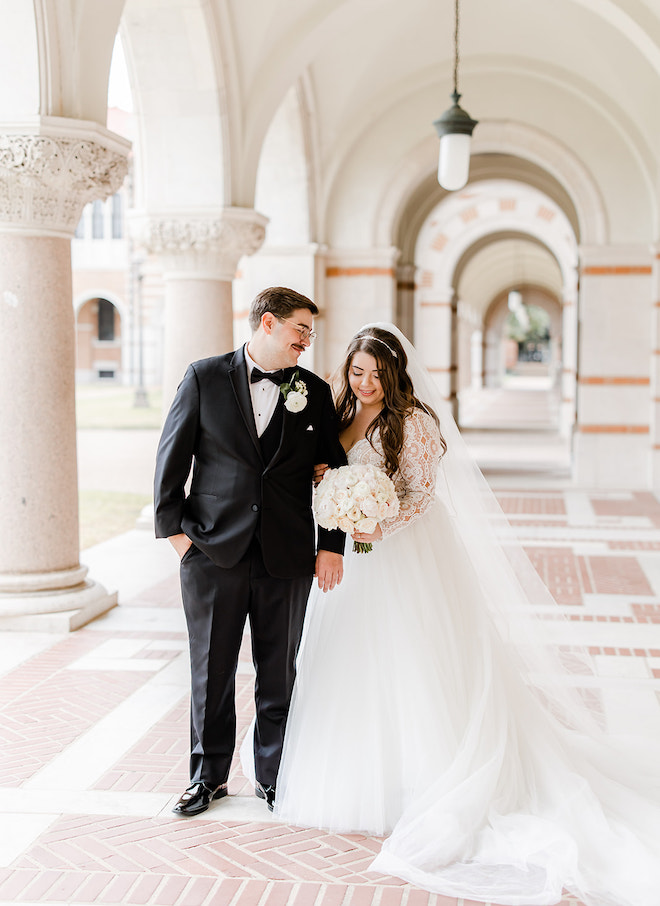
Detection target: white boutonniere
<box><xmin>281</xmin><ymin>370</ymin><xmax>308</xmax><ymax>412</ymax></box>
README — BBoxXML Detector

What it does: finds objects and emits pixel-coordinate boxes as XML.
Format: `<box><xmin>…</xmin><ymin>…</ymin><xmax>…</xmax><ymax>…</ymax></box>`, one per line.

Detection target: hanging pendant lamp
<box><xmin>433</xmin><ymin>0</ymin><xmax>477</xmax><ymax>191</ymax></box>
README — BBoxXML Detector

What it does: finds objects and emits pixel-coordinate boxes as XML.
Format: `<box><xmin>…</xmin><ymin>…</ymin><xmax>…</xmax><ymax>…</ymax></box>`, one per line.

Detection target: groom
<box><xmin>154</xmin><ymin>286</ymin><xmax>347</xmax><ymax>816</ymax></box>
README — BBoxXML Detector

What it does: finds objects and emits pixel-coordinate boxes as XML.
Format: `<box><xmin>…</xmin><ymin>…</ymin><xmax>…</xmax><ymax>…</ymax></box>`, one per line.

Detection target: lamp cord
<box><xmin>453</xmin><ymin>0</ymin><xmax>460</xmax><ymax>95</ymax></box>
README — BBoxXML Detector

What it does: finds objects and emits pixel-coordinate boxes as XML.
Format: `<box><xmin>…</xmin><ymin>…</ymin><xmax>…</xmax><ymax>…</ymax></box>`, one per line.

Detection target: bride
<box><xmin>248</xmin><ymin>324</ymin><xmax>660</xmax><ymax>906</ymax></box>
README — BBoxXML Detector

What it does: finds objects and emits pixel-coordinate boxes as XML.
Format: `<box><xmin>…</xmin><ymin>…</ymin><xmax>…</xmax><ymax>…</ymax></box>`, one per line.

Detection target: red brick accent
<box><xmin>497</xmin><ymin>495</ymin><xmax>566</xmax><ymax>515</ymax></box>
<box><xmin>460</xmin><ymin>206</ymin><xmax>478</xmax><ymax>223</ymax></box>
<box><xmin>578</xmin><ymin>425</ymin><xmax>649</xmax><ymax>434</ymax></box>
<box><xmin>578</xmin><ymin>376</ymin><xmax>649</xmax><ymax>385</ymax></box>
<box><xmin>537</xmin><ymin>205</ymin><xmax>556</xmax><ymax>222</ymax></box>
<box><xmin>325</xmin><ymin>267</ymin><xmax>394</xmax><ymax>277</ymax></box>
<box><xmin>431</xmin><ymin>233</ymin><xmax>448</xmax><ymax>251</ymax></box>
<box><xmin>525</xmin><ymin>547</ymin><xmax>587</xmax><ymax>605</ymax></box>
<box><xmin>632</xmin><ymin>603</ymin><xmax>660</xmax><ymax>623</ymax></box>
<box><xmin>581</xmin><ymin>266</ymin><xmax>652</xmax><ymax>275</ymax></box>
<box><xmin>592</xmin><ymin>492</ymin><xmax>660</xmax><ymax>524</ymax></box>
<box><xmin>587</xmin><ymin>557</ymin><xmax>654</xmax><ymax>596</ymax></box>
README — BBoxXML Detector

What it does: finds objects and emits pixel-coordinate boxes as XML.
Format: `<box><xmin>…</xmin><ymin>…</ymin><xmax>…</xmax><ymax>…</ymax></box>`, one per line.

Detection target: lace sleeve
<box><xmin>380</xmin><ymin>409</ymin><xmax>442</xmax><ymax>539</ymax></box>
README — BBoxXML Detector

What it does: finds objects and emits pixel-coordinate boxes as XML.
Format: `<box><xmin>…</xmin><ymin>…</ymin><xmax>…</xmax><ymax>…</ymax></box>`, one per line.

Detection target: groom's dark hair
<box><xmin>249</xmin><ymin>286</ymin><xmax>318</xmax><ymax>331</ymax></box>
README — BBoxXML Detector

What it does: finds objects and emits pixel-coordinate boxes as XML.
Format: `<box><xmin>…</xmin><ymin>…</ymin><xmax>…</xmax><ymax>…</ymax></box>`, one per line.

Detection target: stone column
<box><xmin>650</xmin><ymin>244</ymin><xmax>660</xmax><ymax>485</ymax></box>
<box><xmin>136</xmin><ymin>209</ymin><xmax>267</xmax><ymax>411</ymax></box>
<box><xmin>414</xmin><ymin>289</ymin><xmax>455</xmax><ymax>405</ymax></box>
<box><xmin>396</xmin><ymin>262</ymin><xmax>416</xmax><ymax>342</ymax></box>
<box><xmin>322</xmin><ymin>247</ymin><xmax>400</xmax><ymax>374</ymax></box>
<box><xmin>0</xmin><ymin>125</ymin><xmax>129</xmax><ymax>630</ymax></box>
<box><xmin>559</xmin><ymin>266</ymin><xmax>579</xmax><ymax>439</ymax></box>
<box><xmin>573</xmin><ymin>245</ymin><xmax>653</xmax><ymax>487</ymax></box>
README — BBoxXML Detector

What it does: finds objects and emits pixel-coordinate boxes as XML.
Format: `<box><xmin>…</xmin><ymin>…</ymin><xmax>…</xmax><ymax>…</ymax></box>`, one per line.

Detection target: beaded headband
<box><xmin>356</xmin><ymin>333</ymin><xmax>398</xmax><ymax>358</ymax></box>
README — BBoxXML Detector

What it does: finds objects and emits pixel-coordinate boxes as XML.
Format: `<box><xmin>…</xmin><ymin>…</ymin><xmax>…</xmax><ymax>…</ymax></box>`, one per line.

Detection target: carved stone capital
<box><xmin>0</xmin><ymin>134</ymin><xmax>128</xmax><ymax>236</ymax></box>
<box><xmin>133</xmin><ymin>207</ymin><xmax>269</xmax><ymax>280</ymax></box>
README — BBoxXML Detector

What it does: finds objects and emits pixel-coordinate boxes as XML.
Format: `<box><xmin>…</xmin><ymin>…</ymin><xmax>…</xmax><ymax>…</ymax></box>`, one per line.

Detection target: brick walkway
<box><xmin>3</xmin><ymin>486</ymin><xmax>660</xmax><ymax>905</ymax></box>
<box><xmin>4</xmin><ymin>375</ymin><xmax>660</xmax><ymax>906</ymax></box>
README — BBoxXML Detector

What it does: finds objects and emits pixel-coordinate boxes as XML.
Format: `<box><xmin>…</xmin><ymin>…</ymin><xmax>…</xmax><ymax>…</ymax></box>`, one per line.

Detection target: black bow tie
<box><xmin>251</xmin><ymin>367</ymin><xmax>286</xmax><ymax>385</ymax></box>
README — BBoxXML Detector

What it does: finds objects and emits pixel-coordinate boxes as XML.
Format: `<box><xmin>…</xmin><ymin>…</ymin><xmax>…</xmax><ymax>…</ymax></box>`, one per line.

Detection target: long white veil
<box><xmin>360</xmin><ymin>323</ymin><xmax>660</xmax><ymax>903</ymax></box>
<box><xmin>361</xmin><ymin>323</ymin><xmax>660</xmax><ymax>746</ymax></box>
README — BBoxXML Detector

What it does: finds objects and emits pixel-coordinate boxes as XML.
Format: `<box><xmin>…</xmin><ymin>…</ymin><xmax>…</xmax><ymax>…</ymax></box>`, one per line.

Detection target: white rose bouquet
<box><xmin>313</xmin><ymin>463</ymin><xmax>400</xmax><ymax>553</ymax></box>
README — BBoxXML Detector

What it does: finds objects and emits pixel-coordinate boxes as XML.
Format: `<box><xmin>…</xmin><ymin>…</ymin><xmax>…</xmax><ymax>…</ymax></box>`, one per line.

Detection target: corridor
<box><xmin>1</xmin><ymin>410</ymin><xmax>659</xmax><ymax>906</ymax></box>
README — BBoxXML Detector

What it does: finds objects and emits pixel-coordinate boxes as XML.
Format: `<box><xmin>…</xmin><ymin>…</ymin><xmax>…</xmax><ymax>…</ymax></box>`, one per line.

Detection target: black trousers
<box><xmin>179</xmin><ymin>537</ymin><xmax>312</xmax><ymax>788</ymax></box>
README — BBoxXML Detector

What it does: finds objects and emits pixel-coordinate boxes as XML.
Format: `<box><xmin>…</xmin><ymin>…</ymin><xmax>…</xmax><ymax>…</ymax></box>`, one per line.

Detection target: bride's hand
<box><xmin>352</xmin><ymin>525</ymin><xmax>383</xmax><ymax>544</ymax></box>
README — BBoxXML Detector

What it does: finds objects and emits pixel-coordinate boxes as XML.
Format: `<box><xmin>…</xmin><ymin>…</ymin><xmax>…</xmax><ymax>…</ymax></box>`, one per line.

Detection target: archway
<box><xmin>75</xmin><ymin>297</ymin><xmax>123</xmax><ymax>382</ymax></box>
<box><xmin>404</xmin><ymin>177</ymin><xmax>577</xmax><ymax>476</ymax></box>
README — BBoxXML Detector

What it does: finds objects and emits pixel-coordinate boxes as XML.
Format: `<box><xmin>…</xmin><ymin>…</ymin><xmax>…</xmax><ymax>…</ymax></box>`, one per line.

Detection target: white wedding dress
<box><xmin>270</xmin><ymin>404</ymin><xmax>660</xmax><ymax>906</ymax></box>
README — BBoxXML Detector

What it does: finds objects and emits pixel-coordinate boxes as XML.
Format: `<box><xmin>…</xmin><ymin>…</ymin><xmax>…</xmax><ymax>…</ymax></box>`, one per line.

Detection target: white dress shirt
<box><xmin>245</xmin><ymin>345</ymin><xmax>282</xmax><ymax>438</ymax></box>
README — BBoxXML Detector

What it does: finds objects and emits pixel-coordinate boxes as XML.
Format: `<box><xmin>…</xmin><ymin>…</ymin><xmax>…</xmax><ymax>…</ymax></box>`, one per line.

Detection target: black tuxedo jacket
<box><xmin>154</xmin><ymin>345</ymin><xmax>347</xmax><ymax>578</ymax></box>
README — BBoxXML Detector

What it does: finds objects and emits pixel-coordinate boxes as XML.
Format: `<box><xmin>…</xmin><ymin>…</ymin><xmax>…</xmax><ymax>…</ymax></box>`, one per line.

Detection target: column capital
<box><xmin>0</xmin><ymin>119</ymin><xmax>130</xmax><ymax>237</ymax></box>
<box><xmin>133</xmin><ymin>207</ymin><xmax>269</xmax><ymax>280</ymax></box>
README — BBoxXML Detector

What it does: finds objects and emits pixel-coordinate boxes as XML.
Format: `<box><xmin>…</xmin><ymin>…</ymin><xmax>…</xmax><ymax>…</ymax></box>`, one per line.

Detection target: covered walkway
<box><xmin>1</xmin><ymin>400</ymin><xmax>660</xmax><ymax>906</ymax></box>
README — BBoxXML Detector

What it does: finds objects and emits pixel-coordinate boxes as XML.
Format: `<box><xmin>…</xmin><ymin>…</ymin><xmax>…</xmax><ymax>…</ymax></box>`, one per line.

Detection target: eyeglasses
<box><xmin>276</xmin><ymin>317</ymin><xmax>317</xmax><ymax>342</ymax></box>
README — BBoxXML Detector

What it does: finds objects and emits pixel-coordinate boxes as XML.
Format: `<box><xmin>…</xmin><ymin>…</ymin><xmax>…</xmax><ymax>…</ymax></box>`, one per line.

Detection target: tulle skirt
<box><xmin>271</xmin><ymin>501</ymin><xmax>660</xmax><ymax>906</ymax></box>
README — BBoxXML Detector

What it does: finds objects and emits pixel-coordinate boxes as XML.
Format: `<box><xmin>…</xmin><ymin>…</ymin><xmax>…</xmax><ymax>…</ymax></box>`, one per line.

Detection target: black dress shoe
<box><xmin>172</xmin><ymin>781</ymin><xmax>228</xmax><ymax>816</ymax></box>
<box><xmin>255</xmin><ymin>781</ymin><xmax>276</xmax><ymax>811</ymax></box>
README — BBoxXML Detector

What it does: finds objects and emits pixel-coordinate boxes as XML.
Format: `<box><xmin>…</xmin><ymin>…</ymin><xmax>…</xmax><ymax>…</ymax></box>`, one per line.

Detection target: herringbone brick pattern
<box><xmin>0</xmin><ymin>634</ymin><xmax>146</xmax><ymax>785</ymax></box>
<box><xmin>92</xmin><ymin>694</ymin><xmax>189</xmax><ymax>794</ymax></box>
<box><xmin>93</xmin><ymin>673</ymin><xmax>255</xmax><ymax>796</ymax></box>
<box><xmin>0</xmin><ymin>871</ymin><xmax>586</xmax><ymax>906</ymax></box>
<box><xmin>590</xmin><ymin>490</ymin><xmax>660</xmax><ymax>525</ymax></box>
<box><xmin>1</xmin><ymin>814</ymin><xmax>588</xmax><ymax>905</ymax></box>
<box><xmin>524</xmin><ymin>546</ymin><xmax>590</xmax><ymax>605</ymax></box>
<box><xmin>1</xmin><ymin>485</ymin><xmax>657</xmax><ymax>906</ymax></box>
<box><xmin>497</xmin><ymin>494</ymin><xmax>566</xmax><ymax>515</ymax></box>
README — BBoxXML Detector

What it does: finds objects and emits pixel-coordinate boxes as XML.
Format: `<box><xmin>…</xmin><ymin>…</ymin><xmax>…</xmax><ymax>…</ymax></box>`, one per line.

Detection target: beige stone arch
<box><xmin>119</xmin><ymin>0</ymin><xmax>228</xmax><ymax>211</ymax></box>
<box><xmin>450</xmin><ymin>231</ymin><xmax>566</xmax><ymax>395</ymax></box>
<box><xmin>570</xmin><ymin>0</ymin><xmax>660</xmax><ymax>78</ymax></box>
<box><xmin>333</xmin><ymin>60</ymin><xmax>649</xmax><ymax>250</ymax></box>
<box><xmin>377</xmin><ymin>122</ymin><xmax>606</xmax><ymax>257</ymax></box>
<box><xmin>481</xmin><ymin>281</ymin><xmax>563</xmax><ymax>391</ymax></box>
<box><xmin>253</xmin><ymin>83</ymin><xmax>315</xmax><ymax>247</ymax></box>
<box><xmin>73</xmin><ymin>288</ymin><xmax>127</xmax><ymax>322</ymax></box>
<box><xmin>232</xmin><ymin>0</ymin><xmax>379</xmax><ymax>206</ymax></box>
<box><xmin>417</xmin><ymin>196</ymin><xmax>577</xmax><ymax>300</ymax></box>
<box><xmin>453</xmin><ymin>233</ymin><xmax>565</xmax><ymax>303</ymax></box>
<box><xmin>74</xmin><ymin>291</ymin><xmax>126</xmax><ymax>383</ymax></box>
<box><xmin>29</xmin><ymin>0</ymin><xmax>125</xmax><ymax>122</ymax></box>
<box><xmin>410</xmin><ymin>181</ymin><xmax>578</xmax><ymax>434</ymax></box>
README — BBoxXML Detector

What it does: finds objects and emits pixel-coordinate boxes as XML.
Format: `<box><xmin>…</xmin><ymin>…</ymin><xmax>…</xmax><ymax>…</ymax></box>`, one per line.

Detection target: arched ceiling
<box><xmin>213</xmin><ymin>0</ymin><xmax>660</xmax><ymax>241</ymax></box>
<box><xmin>4</xmin><ymin>1</ymin><xmax>658</xmax><ymax>248</ymax></box>
<box><xmin>392</xmin><ymin>153</ymin><xmax>586</xmax><ymax>262</ymax></box>
<box><xmin>414</xmin><ymin>179</ymin><xmax>576</xmax><ymax>309</ymax></box>
<box><xmin>458</xmin><ymin>238</ymin><xmax>562</xmax><ymax>322</ymax></box>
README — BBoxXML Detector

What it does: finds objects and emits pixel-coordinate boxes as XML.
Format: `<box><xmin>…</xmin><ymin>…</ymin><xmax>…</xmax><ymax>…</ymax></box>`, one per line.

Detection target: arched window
<box><xmin>111</xmin><ymin>193</ymin><xmax>123</xmax><ymax>239</ymax></box>
<box><xmin>92</xmin><ymin>200</ymin><xmax>104</xmax><ymax>239</ymax></box>
<box><xmin>97</xmin><ymin>299</ymin><xmax>115</xmax><ymax>341</ymax></box>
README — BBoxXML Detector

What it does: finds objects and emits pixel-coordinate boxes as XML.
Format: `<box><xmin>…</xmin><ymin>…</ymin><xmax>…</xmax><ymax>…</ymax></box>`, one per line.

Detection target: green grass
<box><xmin>76</xmin><ymin>384</ymin><xmax>160</xmax><ymax>547</ymax></box>
<box><xmin>76</xmin><ymin>385</ymin><xmax>163</xmax><ymax>429</ymax></box>
<box><xmin>79</xmin><ymin>490</ymin><xmax>152</xmax><ymax>550</ymax></box>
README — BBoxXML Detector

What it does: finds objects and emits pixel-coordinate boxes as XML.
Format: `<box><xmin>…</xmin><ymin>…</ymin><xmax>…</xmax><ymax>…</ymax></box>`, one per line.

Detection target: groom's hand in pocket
<box><xmin>315</xmin><ymin>550</ymin><xmax>343</xmax><ymax>592</ymax></box>
<box><xmin>169</xmin><ymin>533</ymin><xmax>193</xmax><ymax>560</ymax></box>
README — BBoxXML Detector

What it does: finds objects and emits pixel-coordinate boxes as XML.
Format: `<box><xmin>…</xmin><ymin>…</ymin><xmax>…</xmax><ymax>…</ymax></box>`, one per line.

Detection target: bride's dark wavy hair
<box><xmin>334</xmin><ymin>328</ymin><xmax>446</xmax><ymax>476</ymax></box>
